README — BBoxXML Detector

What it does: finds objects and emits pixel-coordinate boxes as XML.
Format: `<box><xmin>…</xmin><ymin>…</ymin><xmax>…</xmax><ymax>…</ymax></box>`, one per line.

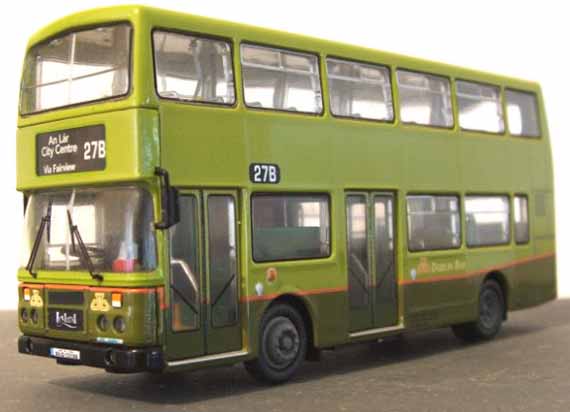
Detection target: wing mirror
<box><xmin>155</xmin><ymin>167</ymin><xmax>180</xmax><ymax>229</ymax></box>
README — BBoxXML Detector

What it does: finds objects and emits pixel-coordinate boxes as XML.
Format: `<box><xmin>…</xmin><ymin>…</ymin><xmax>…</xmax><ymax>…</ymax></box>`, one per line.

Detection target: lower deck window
<box><xmin>514</xmin><ymin>195</ymin><xmax>530</xmax><ymax>244</ymax></box>
<box><xmin>407</xmin><ymin>195</ymin><xmax>460</xmax><ymax>251</ymax></box>
<box><xmin>251</xmin><ymin>194</ymin><xmax>330</xmax><ymax>262</ymax></box>
<box><xmin>466</xmin><ymin>196</ymin><xmax>510</xmax><ymax>247</ymax></box>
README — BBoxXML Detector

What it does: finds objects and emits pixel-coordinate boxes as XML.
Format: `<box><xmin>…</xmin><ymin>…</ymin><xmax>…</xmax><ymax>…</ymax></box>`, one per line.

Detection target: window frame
<box><xmin>406</xmin><ymin>193</ymin><xmax>462</xmax><ymax>253</ymax></box>
<box><xmin>513</xmin><ymin>194</ymin><xmax>531</xmax><ymax>245</ymax></box>
<box><xmin>250</xmin><ymin>192</ymin><xmax>332</xmax><ymax>263</ymax></box>
<box><xmin>455</xmin><ymin>78</ymin><xmax>506</xmax><ymax>135</ymax></box>
<box><xmin>20</xmin><ymin>21</ymin><xmax>134</xmax><ymax>117</ymax></box>
<box><xmin>505</xmin><ymin>88</ymin><xmax>542</xmax><ymax>138</ymax></box>
<box><xmin>325</xmin><ymin>55</ymin><xmax>395</xmax><ymax>123</ymax></box>
<box><xmin>395</xmin><ymin>68</ymin><xmax>455</xmax><ymax>130</ymax></box>
<box><xmin>240</xmin><ymin>42</ymin><xmax>325</xmax><ymax>116</ymax></box>
<box><xmin>151</xmin><ymin>28</ymin><xmax>238</xmax><ymax>108</ymax></box>
<box><xmin>464</xmin><ymin>194</ymin><xmax>511</xmax><ymax>248</ymax></box>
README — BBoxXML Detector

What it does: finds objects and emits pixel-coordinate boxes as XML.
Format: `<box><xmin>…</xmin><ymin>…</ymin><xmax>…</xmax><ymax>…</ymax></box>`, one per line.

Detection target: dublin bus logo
<box><xmin>55</xmin><ymin>312</ymin><xmax>79</xmax><ymax>329</ymax></box>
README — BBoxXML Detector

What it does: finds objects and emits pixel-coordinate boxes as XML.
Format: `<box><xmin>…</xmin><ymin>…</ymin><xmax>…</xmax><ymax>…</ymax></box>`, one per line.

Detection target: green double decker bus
<box><xmin>17</xmin><ymin>6</ymin><xmax>556</xmax><ymax>383</ymax></box>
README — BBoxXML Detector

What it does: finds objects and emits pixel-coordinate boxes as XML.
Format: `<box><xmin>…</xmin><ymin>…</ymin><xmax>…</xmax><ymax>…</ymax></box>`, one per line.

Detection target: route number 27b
<box><xmin>250</xmin><ymin>163</ymin><xmax>280</xmax><ymax>184</ymax></box>
<box><xmin>83</xmin><ymin>140</ymin><xmax>106</xmax><ymax>160</ymax></box>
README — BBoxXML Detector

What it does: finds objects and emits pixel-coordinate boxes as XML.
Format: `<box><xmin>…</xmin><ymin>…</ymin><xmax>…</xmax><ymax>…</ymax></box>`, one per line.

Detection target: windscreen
<box><xmin>21</xmin><ymin>186</ymin><xmax>156</xmax><ymax>273</ymax></box>
<box><xmin>20</xmin><ymin>24</ymin><xmax>131</xmax><ymax>114</ymax></box>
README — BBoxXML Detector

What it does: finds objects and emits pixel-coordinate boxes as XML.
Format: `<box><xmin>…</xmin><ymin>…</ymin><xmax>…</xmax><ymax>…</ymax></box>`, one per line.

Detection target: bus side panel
<box><xmin>511</xmin><ymin>140</ymin><xmax>557</xmax><ymax>309</ymax></box>
<box><xmin>403</xmin><ymin>282</ymin><xmax>477</xmax><ymax>329</ymax></box>
<box><xmin>510</xmin><ymin>254</ymin><xmax>556</xmax><ymax>310</ymax></box>
<box><xmin>159</xmin><ymin>102</ymin><xmax>246</xmax><ymax>188</ymax></box>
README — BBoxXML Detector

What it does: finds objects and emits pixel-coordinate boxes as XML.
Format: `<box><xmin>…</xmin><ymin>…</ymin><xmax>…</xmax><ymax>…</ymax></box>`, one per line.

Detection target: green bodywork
<box><xmin>16</xmin><ymin>6</ymin><xmax>556</xmax><ymax>372</ymax></box>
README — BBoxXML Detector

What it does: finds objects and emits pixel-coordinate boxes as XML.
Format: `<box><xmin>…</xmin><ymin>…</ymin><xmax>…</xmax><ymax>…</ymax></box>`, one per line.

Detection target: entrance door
<box><xmin>346</xmin><ymin>194</ymin><xmax>373</xmax><ymax>332</ymax></box>
<box><xmin>166</xmin><ymin>190</ymin><xmax>242</xmax><ymax>360</ymax></box>
<box><xmin>346</xmin><ymin>192</ymin><xmax>398</xmax><ymax>332</ymax></box>
<box><xmin>372</xmin><ymin>194</ymin><xmax>398</xmax><ymax>328</ymax></box>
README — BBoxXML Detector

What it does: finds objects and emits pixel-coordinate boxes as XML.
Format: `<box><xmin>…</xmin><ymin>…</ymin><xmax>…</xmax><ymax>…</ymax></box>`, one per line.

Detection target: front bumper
<box><xmin>18</xmin><ymin>335</ymin><xmax>164</xmax><ymax>373</ymax></box>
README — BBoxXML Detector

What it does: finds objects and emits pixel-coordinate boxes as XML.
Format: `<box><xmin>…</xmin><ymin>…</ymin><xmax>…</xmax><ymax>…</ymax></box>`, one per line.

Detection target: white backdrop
<box><xmin>1</xmin><ymin>0</ymin><xmax>567</xmax><ymax>309</ymax></box>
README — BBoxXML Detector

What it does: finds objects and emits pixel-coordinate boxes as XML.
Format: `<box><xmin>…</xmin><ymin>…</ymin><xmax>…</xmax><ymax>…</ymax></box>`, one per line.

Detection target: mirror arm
<box><xmin>155</xmin><ymin>167</ymin><xmax>180</xmax><ymax>229</ymax></box>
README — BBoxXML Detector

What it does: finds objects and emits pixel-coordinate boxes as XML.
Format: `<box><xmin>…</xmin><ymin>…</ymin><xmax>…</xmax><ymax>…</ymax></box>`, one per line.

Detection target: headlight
<box><xmin>97</xmin><ymin>315</ymin><xmax>109</xmax><ymax>331</ymax></box>
<box><xmin>21</xmin><ymin>308</ymin><xmax>29</xmax><ymax>323</ymax></box>
<box><xmin>30</xmin><ymin>309</ymin><xmax>39</xmax><ymax>324</ymax></box>
<box><xmin>113</xmin><ymin>316</ymin><xmax>126</xmax><ymax>333</ymax></box>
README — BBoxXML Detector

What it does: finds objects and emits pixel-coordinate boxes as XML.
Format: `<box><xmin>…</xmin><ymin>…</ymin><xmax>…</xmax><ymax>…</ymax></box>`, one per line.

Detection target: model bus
<box><xmin>16</xmin><ymin>6</ymin><xmax>556</xmax><ymax>383</ymax></box>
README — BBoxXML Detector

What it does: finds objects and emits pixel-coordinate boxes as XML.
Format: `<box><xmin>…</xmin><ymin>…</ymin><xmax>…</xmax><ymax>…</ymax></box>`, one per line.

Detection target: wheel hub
<box><xmin>480</xmin><ymin>289</ymin><xmax>500</xmax><ymax>330</ymax></box>
<box><xmin>264</xmin><ymin>316</ymin><xmax>300</xmax><ymax>370</ymax></box>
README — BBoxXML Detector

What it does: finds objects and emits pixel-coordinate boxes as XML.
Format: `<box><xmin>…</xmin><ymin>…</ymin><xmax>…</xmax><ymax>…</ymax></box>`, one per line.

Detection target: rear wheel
<box><xmin>452</xmin><ymin>279</ymin><xmax>504</xmax><ymax>342</ymax></box>
<box><xmin>244</xmin><ymin>303</ymin><xmax>307</xmax><ymax>384</ymax></box>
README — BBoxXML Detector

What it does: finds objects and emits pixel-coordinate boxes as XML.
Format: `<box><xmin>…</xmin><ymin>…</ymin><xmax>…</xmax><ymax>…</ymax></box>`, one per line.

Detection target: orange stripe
<box><xmin>157</xmin><ymin>287</ymin><xmax>167</xmax><ymax>310</ymax></box>
<box><xmin>19</xmin><ymin>283</ymin><xmax>45</xmax><ymax>289</ymax></box>
<box><xmin>399</xmin><ymin>251</ymin><xmax>555</xmax><ymax>286</ymax></box>
<box><xmin>20</xmin><ymin>283</ymin><xmax>158</xmax><ymax>294</ymax></box>
<box><xmin>241</xmin><ymin>252</ymin><xmax>554</xmax><ymax>301</ymax></box>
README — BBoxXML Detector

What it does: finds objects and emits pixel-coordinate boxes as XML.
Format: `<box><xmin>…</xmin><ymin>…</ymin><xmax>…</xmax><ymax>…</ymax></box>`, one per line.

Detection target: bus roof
<box><xmin>27</xmin><ymin>5</ymin><xmax>540</xmax><ymax>92</ymax></box>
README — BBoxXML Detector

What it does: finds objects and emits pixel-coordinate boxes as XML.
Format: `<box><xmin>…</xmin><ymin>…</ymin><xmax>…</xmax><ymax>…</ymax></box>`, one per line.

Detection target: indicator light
<box><xmin>111</xmin><ymin>293</ymin><xmax>122</xmax><ymax>308</ymax></box>
<box><xmin>23</xmin><ymin>288</ymin><xmax>31</xmax><ymax>302</ymax></box>
<box><xmin>266</xmin><ymin>267</ymin><xmax>278</xmax><ymax>283</ymax></box>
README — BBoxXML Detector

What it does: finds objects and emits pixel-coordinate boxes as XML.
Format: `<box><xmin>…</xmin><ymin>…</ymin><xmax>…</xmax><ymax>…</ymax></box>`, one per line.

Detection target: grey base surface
<box><xmin>2</xmin><ymin>299</ymin><xmax>569</xmax><ymax>412</ymax></box>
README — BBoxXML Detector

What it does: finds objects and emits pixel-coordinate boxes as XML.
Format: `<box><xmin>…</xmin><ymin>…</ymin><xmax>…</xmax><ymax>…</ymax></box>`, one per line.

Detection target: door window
<box><xmin>208</xmin><ymin>195</ymin><xmax>239</xmax><ymax>327</ymax></box>
<box><xmin>346</xmin><ymin>195</ymin><xmax>370</xmax><ymax>309</ymax></box>
<box><xmin>374</xmin><ymin>196</ymin><xmax>395</xmax><ymax>283</ymax></box>
<box><xmin>170</xmin><ymin>196</ymin><xmax>201</xmax><ymax>332</ymax></box>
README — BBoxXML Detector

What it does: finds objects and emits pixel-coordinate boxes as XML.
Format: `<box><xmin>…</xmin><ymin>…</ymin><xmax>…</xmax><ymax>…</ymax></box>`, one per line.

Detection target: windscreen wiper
<box><xmin>66</xmin><ymin>210</ymin><xmax>103</xmax><ymax>282</ymax></box>
<box><xmin>25</xmin><ymin>201</ymin><xmax>52</xmax><ymax>277</ymax></box>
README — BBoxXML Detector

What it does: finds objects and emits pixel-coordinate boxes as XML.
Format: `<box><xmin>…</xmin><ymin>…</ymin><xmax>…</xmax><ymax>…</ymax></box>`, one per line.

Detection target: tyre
<box><xmin>452</xmin><ymin>279</ymin><xmax>505</xmax><ymax>343</ymax></box>
<box><xmin>244</xmin><ymin>303</ymin><xmax>307</xmax><ymax>384</ymax></box>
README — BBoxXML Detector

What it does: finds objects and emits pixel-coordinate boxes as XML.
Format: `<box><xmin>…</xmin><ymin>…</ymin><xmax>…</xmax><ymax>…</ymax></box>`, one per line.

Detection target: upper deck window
<box><xmin>241</xmin><ymin>44</ymin><xmax>323</xmax><ymax>114</ymax></box>
<box><xmin>397</xmin><ymin>70</ymin><xmax>453</xmax><ymax>128</ymax></box>
<box><xmin>326</xmin><ymin>58</ymin><xmax>394</xmax><ymax>121</ymax></box>
<box><xmin>20</xmin><ymin>24</ymin><xmax>131</xmax><ymax>115</ymax></box>
<box><xmin>456</xmin><ymin>80</ymin><xmax>504</xmax><ymax>133</ymax></box>
<box><xmin>506</xmin><ymin>89</ymin><xmax>541</xmax><ymax>137</ymax></box>
<box><xmin>153</xmin><ymin>31</ymin><xmax>235</xmax><ymax>105</ymax></box>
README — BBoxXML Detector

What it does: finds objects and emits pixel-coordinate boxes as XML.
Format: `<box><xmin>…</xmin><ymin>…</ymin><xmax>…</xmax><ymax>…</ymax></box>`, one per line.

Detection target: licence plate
<box><xmin>50</xmin><ymin>348</ymin><xmax>81</xmax><ymax>361</ymax></box>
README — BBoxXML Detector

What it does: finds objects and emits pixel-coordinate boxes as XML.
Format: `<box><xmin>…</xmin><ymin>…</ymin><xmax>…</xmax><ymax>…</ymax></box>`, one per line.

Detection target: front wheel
<box><xmin>244</xmin><ymin>303</ymin><xmax>307</xmax><ymax>384</ymax></box>
<box><xmin>452</xmin><ymin>279</ymin><xmax>505</xmax><ymax>342</ymax></box>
